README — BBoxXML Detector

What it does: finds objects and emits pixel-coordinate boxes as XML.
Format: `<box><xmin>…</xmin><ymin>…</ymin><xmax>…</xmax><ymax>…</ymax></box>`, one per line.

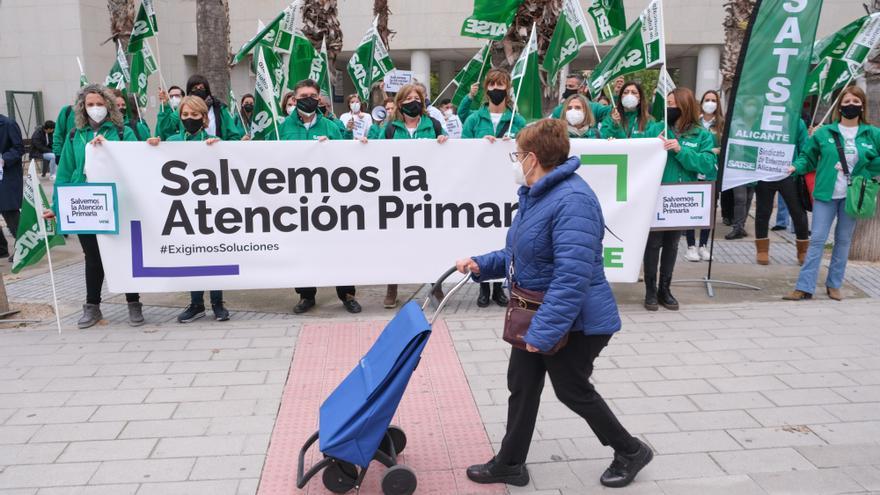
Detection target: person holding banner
<box><xmin>339</xmin><ymin>94</ymin><xmax>373</xmax><ymax>140</ymax></box>
<box><xmin>48</xmin><ymin>83</ymin><xmax>144</xmax><ymax>329</ymax></box>
<box><xmin>157</xmin><ymin>75</ymin><xmax>243</xmax><ymax>142</ymax></box>
<box><xmin>644</xmin><ymin>88</ymin><xmax>716</xmax><ymax>311</ymax></box>
<box><xmin>146</xmin><ymin>96</ymin><xmax>231</xmax><ymax>323</ymax></box>
<box><xmin>457</xmin><ymin>119</ymin><xmax>651</xmax><ymax>489</ymax></box>
<box><xmin>685</xmin><ymin>90</ymin><xmax>724</xmax><ymax>262</ymax></box>
<box><xmin>601</xmin><ymin>82</ymin><xmax>662</xmax><ymax>139</ymax></box>
<box><xmin>560</xmin><ymin>94</ymin><xmax>601</xmax><ymax>138</ymax></box>
<box><xmin>279</xmin><ymin>79</ymin><xmax>360</xmax><ymax>314</ymax></box>
<box><xmin>784</xmin><ymin>86</ymin><xmax>880</xmax><ymax>302</ymax></box>
<box><xmin>111</xmin><ymin>90</ymin><xmax>151</xmax><ymax>141</ymax></box>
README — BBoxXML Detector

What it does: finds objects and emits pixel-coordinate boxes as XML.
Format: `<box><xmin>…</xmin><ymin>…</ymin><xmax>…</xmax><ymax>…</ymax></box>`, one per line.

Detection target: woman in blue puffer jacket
<box><xmin>456</xmin><ymin>119</ymin><xmax>652</xmax><ymax>489</ymax></box>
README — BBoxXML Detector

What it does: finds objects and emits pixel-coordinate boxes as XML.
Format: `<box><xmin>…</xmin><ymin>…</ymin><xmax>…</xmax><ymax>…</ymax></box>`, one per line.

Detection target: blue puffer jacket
<box><xmin>472</xmin><ymin>156</ymin><xmax>622</xmax><ymax>352</ymax></box>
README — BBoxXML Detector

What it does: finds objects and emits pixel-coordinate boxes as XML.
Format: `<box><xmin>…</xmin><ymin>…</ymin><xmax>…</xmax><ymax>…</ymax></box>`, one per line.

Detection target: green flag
<box><xmin>129</xmin><ymin>42</ymin><xmax>158</xmax><ymax>109</ymax></box>
<box><xmin>806</xmin><ymin>57</ymin><xmax>855</xmax><ymax>102</ymax></box>
<box><xmin>841</xmin><ymin>13</ymin><xmax>880</xmax><ymax>69</ymax></box>
<box><xmin>231</xmin><ymin>1</ymin><xmax>300</xmax><ymax>65</ymax></box>
<box><xmin>12</xmin><ymin>164</ymin><xmax>65</xmax><ymax>274</ymax></box>
<box><xmin>251</xmin><ymin>45</ymin><xmax>282</xmax><ymax>141</ymax></box>
<box><xmin>588</xmin><ymin>0</ymin><xmax>627</xmax><ymax>43</ymax></box>
<box><xmin>651</xmin><ymin>67</ymin><xmax>674</xmax><ymax>122</ymax></box>
<box><xmin>587</xmin><ymin>0</ymin><xmax>665</xmax><ymax>95</ymax></box>
<box><xmin>451</xmin><ymin>43</ymin><xmax>492</xmax><ymax>110</ymax></box>
<box><xmin>347</xmin><ymin>19</ymin><xmax>395</xmax><ymax>101</ymax></box>
<box><xmin>812</xmin><ymin>15</ymin><xmax>869</xmax><ymax>64</ymax></box>
<box><xmin>722</xmin><ymin>0</ymin><xmax>823</xmax><ymax>191</ymax></box>
<box><xmin>511</xmin><ymin>24</ymin><xmax>542</xmax><ymax>122</ymax></box>
<box><xmin>316</xmin><ymin>37</ymin><xmax>333</xmax><ymax>101</ymax></box>
<box><xmin>105</xmin><ymin>42</ymin><xmax>130</xmax><ymax>91</ymax></box>
<box><xmin>128</xmin><ymin>0</ymin><xmax>158</xmax><ymax>52</ymax></box>
<box><xmin>544</xmin><ymin>0</ymin><xmax>592</xmax><ymax>84</ymax></box>
<box><xmin>287</xmin><ymin>31</ymin><xmax>318</xmax><ymax>88</ymax></box>
<box><xmin>76</xmin><ymin>57</ymin><xmax>88</xmax><ymax>87</ymax></box>
<box><xmin>460</xmin><ymin>0</ymin><xmax>524</xmax><ymax>40</ymax></box>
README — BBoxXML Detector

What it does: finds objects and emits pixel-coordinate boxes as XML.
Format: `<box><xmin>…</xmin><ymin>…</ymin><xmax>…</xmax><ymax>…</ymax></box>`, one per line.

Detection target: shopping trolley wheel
<box><xmin>380</xmin><ymin>426</ymin><xmax>408</xmax><ymax>456</ymax></box>
<box><xmin>381</xmin><ymin>464</ymin><xmax>417</xmax><ymax>495</ymax></box>
<box><xmin>322</xmin><ymin>459</ymin><xmax>358</xmax><ymax>493</ymax></box>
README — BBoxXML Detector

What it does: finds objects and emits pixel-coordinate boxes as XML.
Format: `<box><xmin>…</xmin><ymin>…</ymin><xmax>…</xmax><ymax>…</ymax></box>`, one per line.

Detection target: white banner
<box><xmin>650</xmin><ymin>182</ymin><xmax>714</xmax><ymax>230</ymax></box>
<box><xmin>85</xmin><ymin>139</ymin><xmax>666</xmax><ymax>292</ymax></box>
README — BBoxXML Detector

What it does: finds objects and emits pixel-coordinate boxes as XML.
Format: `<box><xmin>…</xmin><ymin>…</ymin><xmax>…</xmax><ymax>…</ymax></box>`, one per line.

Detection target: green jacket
<box><xmin>568</xmin><ymin>126</ymin><xmax>602</xmax><ymax>139</ymax></box>
<box><xmin>379</xmin><ymin>117</ymin><xmax>447</xmax><ymax>140</ymax></box>
<box><xmin>367</xmin><ymin>122</ymin><xmax>386</xmax><ymax>140</ymax></box>
<box><xmin>550</xmin><ymin>102</ymin><xmax>611</xmax><ymax>122</ymax></box>
<box><xmin>457</xmin><ymin>94</ymin><xmax>479</xmax><ymax>124</ymax></box>
<box><xmin>125</xmin><ymin>118</ymin><xmax>152</xmax><ymax>141</ymax></box>
<box><xmin>166</xmin><ymin>130</ymin><xmax>217</xmax><ymax>142</ymax></box>
<box><xmin>794</xmin><ymin>122</ymin><xmax>880</xmax><ymax>202</ymax></box>
<box><xmin>662</xmin><ymin>125</ymin><xmax>717</xmax><ymax>184</ymax></box>
<box><xmin>461</xmin><ymin>106</ymin><xmax>526</xmax><ymax>139</ymax></box>
<box><xmin>52</xmin><ymin>105</ymin><xmax>76</xmax><ymax>158</ymax></box>
<box><xmin>157</xmin><ymin>102</ymin><xmax>243</xmax><ymax>141</ymax></box>
<box><xmin>56</xmin><ymin>121</ymin><xmax>137</xmax><ymax>186</ymax></box>
<box><xmin>279</xmin><ymin>112</ymin><xmax>342</xmax><ymax>141</ymax></box>
<box><xmin>601</xmin><ymin>111</ymin><xmax>663</xmax><ymax>139</ymax></box>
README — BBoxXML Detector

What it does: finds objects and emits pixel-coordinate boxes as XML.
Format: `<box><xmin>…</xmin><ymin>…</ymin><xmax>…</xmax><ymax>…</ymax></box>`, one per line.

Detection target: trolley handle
<box><xmin>422</xmin><ymin>266</ymin><xmax>472</xmax><ymax>324</ymax></box>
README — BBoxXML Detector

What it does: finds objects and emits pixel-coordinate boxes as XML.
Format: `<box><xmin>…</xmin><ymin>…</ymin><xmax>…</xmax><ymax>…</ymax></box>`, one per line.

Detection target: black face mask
<box><xmin>840</xmin><ymin>104</ymin><xmax>862</xmax><ymax>120</ymax></box>
<box><xmin>666</xmin><ymin>107</ymin><xmax>682</xmax><ymax>127</ymax></box>
<box><xmin>487</xmin><ymin>88</ymin><xmax>507</xmax><ymax>106</ymax></box>
<box><xmin>296</xmin><ymin>97</ymin><xmax>320</xmax><ymax>115</ymax></box>
<box><xmin>562</xmin><ymin>88</ymin><xmax>578</xmax><ymax>100</ymax></box>
<box><xmin>190</xmin><ymin>88</ymin><xmax>209</xmax><ymax>100</ymax></box>
<box><xmin>242</xmin><ymin>103</ymin><xmax>254</xmax><ymax>114</ymax></box>
<box><xmin>182</xmin><ymin>118</ymin><xmax>204</xmax><ymax>135</ymax></box>
<box><xmin>401</xmin><ymin>100</ymin><xmax>423</xmax><ymax>117</ymax></box>
<box><xmin>319</xmin><ymin>106</ymin><xmax>329</xmax><ymax>116</ymax></box>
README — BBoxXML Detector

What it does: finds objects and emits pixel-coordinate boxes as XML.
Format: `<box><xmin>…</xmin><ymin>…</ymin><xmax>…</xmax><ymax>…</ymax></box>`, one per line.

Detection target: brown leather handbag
<box><xmin>502</xmin><ymin>282</ymin><xmax>569</xmax><ymax>355</ymax></box>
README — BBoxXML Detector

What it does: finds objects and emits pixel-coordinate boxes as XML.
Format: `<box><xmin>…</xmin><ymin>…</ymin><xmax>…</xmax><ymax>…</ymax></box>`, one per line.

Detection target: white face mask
<box><xmin>621</xmin><ymin>94</ymin><xmax>639</xmax><ymax>110</ymax></box>
<box><xmin>566</xmin><ymin>109</ymin><xmax>585</xmax><ymax>126</ymax></box>
<box><xmin>443</xmin><ymin>109</ymin><xmax>454</xmax><ymax>118</ymax></box>
<box><xmin>287</xmin><ymin>105</ymin><xmax>296</xmax><ymax>115</ymax></box>
<box><xmin>512</xmin><ymin>154</ymin><xmax>536</xmax><ymax>186</ymax></box>
<box><xmin>86</xmin><ymin>105</ymin><xmax>108</xmax><ymax>123</ymax></box>
<box><xmin>170</xmin><ymin>96</ymin><xmax>182</xmax><ymax>109</ymax></box>
<box><xmin>702</xmin><ymin>101</ymin><xmax>718</xmax><ymax>114</ymax></box>
<box><xmin>350</xmin><ymin>102</ymin><xmax>361</xmax><ymax>113</ymax></box>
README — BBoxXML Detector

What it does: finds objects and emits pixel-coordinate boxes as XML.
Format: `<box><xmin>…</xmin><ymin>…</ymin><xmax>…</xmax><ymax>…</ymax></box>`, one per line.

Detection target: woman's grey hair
<box><xmin>73</xmin><ymin>84</ymin><xmax>124</xmax><ymax>129</ymax></box>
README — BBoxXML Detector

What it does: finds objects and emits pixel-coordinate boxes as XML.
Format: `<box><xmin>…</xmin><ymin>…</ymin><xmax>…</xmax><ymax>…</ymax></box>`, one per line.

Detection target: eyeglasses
<box><xmin>509</xmin><ymin>151</ymin><xmax>530</xmax><ymax>163</ymax></box>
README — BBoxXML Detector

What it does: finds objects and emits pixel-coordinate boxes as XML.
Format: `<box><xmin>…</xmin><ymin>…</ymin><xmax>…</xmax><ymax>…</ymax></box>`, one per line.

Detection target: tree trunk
<box><xmin>720</xmin><ymin>0</ymin><xmax>755</xmax><ymax>99</ymax></box>
<box><xmin>373</xmin><ymin>0</ymin><xmax>394</xmax><ymax>48</ymax></box>
<box><xmin>0</xmin><ymin>274</ymin><xmax>8</xmax><ymax>315</ymax></box>
<box><xmin>196</xmin><ymin>0</ymin><xmax>230</xmax><ymax>102</ymax></box>
<box><xmin>106</xmin><ymin>0</ymin><xmax>135</xmax><ymax>51</ymax></box>
<box><xmin>850</xmin><ymin>44</ymin><xmax>880</xmax><ymax>261</ymax></box>
<box><xmin>302</xmin><ymin>0</ymin><xmax>343</xmax><ymax>86</ymax></box>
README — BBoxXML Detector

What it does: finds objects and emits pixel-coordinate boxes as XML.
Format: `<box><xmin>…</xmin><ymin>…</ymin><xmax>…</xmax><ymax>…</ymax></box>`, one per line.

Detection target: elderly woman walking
<box><xmin>456</xmin><ymin>119</ymin><xmax>652</xmax><ymax>488</ymax></box>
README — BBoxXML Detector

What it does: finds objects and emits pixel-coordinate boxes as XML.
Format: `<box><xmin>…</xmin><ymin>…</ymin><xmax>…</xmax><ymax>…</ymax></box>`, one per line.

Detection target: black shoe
<box><xmin>658</xmin><ymin>277</ymin><xmax>679</xmax><ymax>311</ymax></box>
<box><xmin>466</xmin><ymin>458</ymin><xmax>529</xmax><ymax>487</ymax></box>
<box><xmin>212</xmin><ymin>303</ymin><xmax>230</xmax><ymax>321</ymax></box>
<box><xmin>491</xmin><ymin>283</ymin><xmax>508</xmax><ymax>306</ymax></box>
<box><xmin>342</xmin><ymin>296</ymin><xmax>362</xmax><ymax>314</ymax></box>
<box><xmin>477</xmin><ymin>283</ymin><xmax>490</xmax><ymax>308</ymax></box>
<box><xmin>724</xmin><ymin>228</ymin><xmax>746</xmax><ymax>240</ymax></box>
<box><xmin>293</xmin><ymin>297</ymin><xmax>316</xmax><ymax>314</ymax></box>
<box><xmin>771</xmin><ymin>225</ymin><xmax>787</xmax><ymax>231</ymax></box>
<box><xmin>600</xmin><ymin>440</ymin><xmax>653</xmax><ymax>488</ymax></box>
<box><xmin>722</xmin><ymin>217</ymin><xmax>732</xmax><ymax>226</ymax></box>
<box><xmin>177</xmin><ymin>304</ymin><xmax>206</xmax><ymax>323</ymax></box>
<box><xmin>644</xmin><ymin>284</ymin><xmax>659</xmax><ymax>311</ymax></box>
<box><xmin>7</xmin><ymin>254</ymin><xmax>13</xmax><ymax>263</ymax></box>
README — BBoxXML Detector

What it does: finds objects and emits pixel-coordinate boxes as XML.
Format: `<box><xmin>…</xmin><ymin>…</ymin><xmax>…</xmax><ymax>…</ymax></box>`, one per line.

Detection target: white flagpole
<box><xmin>659</xmin><ymin>0</ymin><xmax>668</xmax><ymax>137</ymax></box>
<box><xmin>818</xmin><ymin>72</ymin><xmax>857</xmax><ymax>125</ymax></box>
<box><xmin>582</xmin><ymin>8</ymin><xmax>616</xmax><ymax>107</ymax></box>
<box><xmin>76</xmin><ymin>56</ymin><xmax>86</xmax><ymax>82</ymax></box>
<box><xmin>28</xmin><ymin>161</ymin><xmax>62</xmax><ymax>335</ymax></box>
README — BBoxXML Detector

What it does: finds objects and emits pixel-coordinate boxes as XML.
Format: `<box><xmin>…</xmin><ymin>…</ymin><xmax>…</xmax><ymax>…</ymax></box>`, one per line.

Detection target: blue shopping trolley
<box><xmin>296</xmin><ymin>267</ymin><xmax>470</xmax><ymax>495</ymax></box>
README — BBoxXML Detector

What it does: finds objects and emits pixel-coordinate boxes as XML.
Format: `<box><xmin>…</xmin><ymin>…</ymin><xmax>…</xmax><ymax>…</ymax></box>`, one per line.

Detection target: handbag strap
<box><xmin>831</xmin><ymin>131</ymin><xmax>853</xmax><ymax>186</ymax></box>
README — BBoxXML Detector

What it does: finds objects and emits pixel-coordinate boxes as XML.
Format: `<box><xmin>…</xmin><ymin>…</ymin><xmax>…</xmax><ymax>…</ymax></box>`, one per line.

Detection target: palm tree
<box><xmin>720</xmin><ymin>0</ymin><xmax>756</xmax><ymax>97</ymax></box>
<box><xmin>196</xmin><ymin>0</ymin><xmax>231</xmax><ymax>101</ymax></box>
<box><xmin>106</xmin><ymin>0</ymin><xmax>135</xmax><ymax>50</ymax></box>
<box><xmin>374</xmin><ymin>0</ymin><xmax>395</xmax><ymax>48</ymax></box>
<box><xmin>302</xmin><ymin>0</ymin><xmax>343</xmax><ymax>84</ymax></box>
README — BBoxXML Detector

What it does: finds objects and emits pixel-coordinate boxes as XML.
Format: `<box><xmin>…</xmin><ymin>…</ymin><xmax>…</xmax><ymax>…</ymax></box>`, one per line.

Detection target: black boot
<box><xmin>491</xmin><ymin>282</ymin><xmax>508</xmax><ymax>306</ymax></box>
<box><xmin>600</xmin><ymin>439</ymin><xmax>653</xmax><ymax>488</ymax></box>
<box><xmin>644</xmin><ymin>277</ymin><xmax>658</xmax><ymax>311</ymax></box>
<box><xmin>477</xmin><ymin>282</ymin><xmax>490</xmax><ymax>308</ymax></box>
<box><xmin>657</xmin><ymin>276</ymin><xmax>679</xmax><ymax>310</ymax></box>
<box><xmin>466</xmin><ymin>458</ymin><xmax>529</xmax><ymax>486</ymax></box>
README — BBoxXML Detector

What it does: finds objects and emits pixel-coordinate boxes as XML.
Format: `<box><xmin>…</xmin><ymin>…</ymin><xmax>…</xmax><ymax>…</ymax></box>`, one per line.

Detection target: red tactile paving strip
<box><xmin>258</xmin><ymin>319</ymin><xmax>506</xmax><ymax>495</ymax></box>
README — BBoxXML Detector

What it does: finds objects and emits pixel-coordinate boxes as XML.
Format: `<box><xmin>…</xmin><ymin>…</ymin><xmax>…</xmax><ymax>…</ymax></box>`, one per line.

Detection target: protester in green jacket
<box><xmin>785</xmin><ymin>86</ymin><xmax>880</xmax><ymax>302</ymax></box>
<box><xmin>548</xmin><ymin>73</ymin><xmax>612</xmax><ymax>123</ymax></box>
<box><xmin>601</xmin><ymin>82</ymin><xmax>663</xmax><ymax>139</ymax></box>
<box><xmin>462</xmin><ymin>69</ymin><xmax>526</xmax><ymax>143</ymax></box>
<box><xmin>52</xmin><ymin>103</ymin><xmax>77</xmax><ymax>164</ymax></box>
<box><xmin>111</xmin><ymin>89</ymin><xmax>151</xmax><ymax>141</ymax></box>
<box><xmin>559</xmin><ymin>94</ymin><xmax>602</xmax><ymax>138</ymax></box>
<box><xmin>279</xmin><ymin>79</ymin><xmax>359</xmax><ymax>315</ymax></box>
<box><xmin>156</xmin><ymin>75</ymin><xmax>243</xmax><ymax>141</ymax></box>
<box><xmin>50</xmin><ymin>84</ymin><xmax>143</xmax><ymax>330</ymax></box>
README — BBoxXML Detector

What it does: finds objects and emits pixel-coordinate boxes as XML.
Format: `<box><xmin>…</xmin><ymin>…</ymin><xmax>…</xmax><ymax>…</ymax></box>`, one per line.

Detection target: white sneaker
<box><xmin>685</xmin><ymin>246</ymin><xmax>700</xmax><ymax>262</ymax></box>
<box><xmin>699</xmin><ymin>246</ymin><xmax>711</xmax><ymax>261</ymax></box>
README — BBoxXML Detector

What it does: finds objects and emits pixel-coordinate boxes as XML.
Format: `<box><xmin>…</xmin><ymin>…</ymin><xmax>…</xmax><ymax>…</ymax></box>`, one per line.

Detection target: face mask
<box><xmin>401</xmin><ymin>100</ymin><xmax>423</xmax><ymax>117</ymax></box>
<box><xmin>286</xmin><ymin>105</ymin><xmax>296</xmax><ymax>115</ymax></box>
<box><xmin>350</xmin><ymin>102</ymin><xmax>361</xmax><ymax>113</ymax></box>
<box><xmin>666</xmin><ymin>107</ymin><xmax>682</xmax><ymax>127</ymax></box>
<box><xmin>562</xmin><ymin>88</ymin><xmax>578</xmax><ymax>100</ymax></box>
<box><xmin>443</xmin><ymin>109</ymin><xmax>454</xmax><ymax>118</ymax></box>
<box><xmin>242</xmin><ymin>103</ymin><xmax>254</xmax><ymax>114</ymax></box>
<box><xmin>182</xmin><ymin>118</ymin><xmax>204</xmax><ymax>135</ymax></box>
<box><xmin>487</xmin><ymin>88</ymin><xmax>507</xmax><ymax>106</ymax></box>
<box><xmin>566</xmin><ymin>109</ymin><xmax>585</xmax><ymax>126</ymax></box>
<box><xmin>840</xmin><ymin>104</ymin><xmax>862</xmax><ymax>120</ymax></box>
<box><xmin>118</xmin><ymin>107</ymin><xmax>127</xmax><ymax>115</ymax></box>
<box><xmin>319</xmin><ymin>106</ymin><xmax>328</xmax><ymax>115</ymax></box>
<box><xmin>512</xmin><ymin>154</ymin><xmax>536</xmax><ymax>186</ymax></box>
<box><xmin>702</xmin><ymin>101</ymin><xmax>718</xmax><ymax>114</ymax></box>
<box><xmin>621</xmin><ymin>94</ymin><xmax>639</xmax><ymax>110</ymax></box>
<box><xmin>190</xmin><ymin>88</ymin><xmax>209</xmax><ymax>100</ymax></box>
<box><xmin>296</xmin><ymin>97</ymin><xmax>319</xmax><ymax>116</ymax></box>
<box><xmin>86</xmin><ymin>105</ymin><xmax>108</xmax><ymax>123</ymax></box>
<box><xmin>170</xmin><ymin>96</ymin><xmax>182</xmax><ymax>108</ymax></box>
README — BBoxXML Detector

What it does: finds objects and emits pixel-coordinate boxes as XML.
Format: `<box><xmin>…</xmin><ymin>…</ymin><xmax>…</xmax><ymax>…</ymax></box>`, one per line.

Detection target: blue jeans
<box><xmin>191</xmin><ymin>290</ymin><xmax>223</xmax><ymax>306</ymax></box>
<box><xmin>42</xmin><ymin>153</ymin><xmax>56</xmax><ymax>175</ymax></box>
<box><xmin>774</xmin><ymin>194</ymin><xmax>789</xmax><ymax>227</ymax></box>
<box><xmin>796</xmin><ymin>199</ymin><xmax>857</xmax><ymax>293</ymax></box>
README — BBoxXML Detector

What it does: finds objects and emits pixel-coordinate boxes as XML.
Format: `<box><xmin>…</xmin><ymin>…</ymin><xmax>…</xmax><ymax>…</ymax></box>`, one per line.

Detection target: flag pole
<box><xmin>582</xmin><ymin>13</ymin><xmax>616</xmax><ymax>106</ymax></box>
<box><xmin>817</xmin><ymin>72</ymin><xmax>856</xmax><ymax>125</ymax></box>
<box><xmin>76</xmin><ymin>56</ymin><xmax>86</xmax><ymax>82</ymax></box>
<box><xmin>508</xmin><ymin>24</ymin><xmax>534</xmax><ymax>137</ymax></box>
<box><xmin>28</xmin><ymin>161</ymin><xmax>62</xmax><ymax>335</ymax></box>
<box><xmin>660</xmin><ymin>0</ymin><xmax>668</xmax><ymax>137</ymax></box>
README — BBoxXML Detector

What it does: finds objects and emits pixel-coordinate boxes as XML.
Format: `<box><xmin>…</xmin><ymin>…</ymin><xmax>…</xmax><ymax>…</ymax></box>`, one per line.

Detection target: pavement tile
<box><xmin>751</xmin><ymin>467</ymin><xmax>864</xmax><ymax>494</ymax></box>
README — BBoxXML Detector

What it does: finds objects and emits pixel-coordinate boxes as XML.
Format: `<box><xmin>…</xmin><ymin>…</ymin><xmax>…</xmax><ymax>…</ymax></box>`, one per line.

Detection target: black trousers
<box><xmin>295</xmin><ymin>286</ymin><xmax>355</xmax><ymax>301</ymax></box>
<box><xmin>0</xmin><ymin>210</ymin><xmax>20</xmax><ymax>254</ymax></box>
<box><xmin>754</xmin><ymin>177</ymin><xmax>809</xmax><ymax>240</ymax></box>
<box><xmin>643</xmin><ymin>230</ymin><xmax>681</xmax><ymax>284</ymax></box>
<box><xmin>719</xmin><ymin>180</ymin><xmax>734</xmax><ymax>221</ymax></box>
<box><xmin>79</xmin><ymin>234</ymin><xmax>139</xmax><ymax>305</ymax></box>
<box><xmin>191</xmin><ymin>290</ymin><xmax>223</xmax><ymax>306</ymax></box>
<box><xmin>732</xmin><ymin>185</ymin><xmax>754</xmax><ymax>231</ymax></box>
<box><xmin>685</xmin><ymin>229</ymin><xmax>710</xmax><ymax>247</ymax></box>
<box><xmin>496</xmin><ymin>332</ymin><xmax>637</xmax><ymax>465</ymax></box>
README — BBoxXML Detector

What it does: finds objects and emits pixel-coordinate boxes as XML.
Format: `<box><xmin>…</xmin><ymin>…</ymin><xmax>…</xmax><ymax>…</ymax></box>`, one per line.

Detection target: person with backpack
<box><xmin>156</xmin><ymin>75</ymin><xmax>244</xmax><ymax>141</ymax></box>
<box><xmin>111</xmin><ymin>89</ymin><xmax>150</xmax><ymax>141</ymax></box>
<box><xmin>45</xmin><ymin>84</ymin><xmax>143</xmax><ymax>329</ymax></box>
<box><xmin>784</xmin><ymin>86</ymin><xmax>880</xmax><ymax>302</ymax></box>
<box><xmin>461</xmin><ymin>68</ymin><xmax>523</xmax><ymax>309</ymax></box>
<box><xmin>559</xmin><ymin>94</ymin><xmax>602</xmax><ymax>139</ymax></box>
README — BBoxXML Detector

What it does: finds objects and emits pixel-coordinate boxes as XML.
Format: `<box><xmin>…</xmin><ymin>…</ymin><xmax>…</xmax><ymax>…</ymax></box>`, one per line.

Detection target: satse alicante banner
<box><xmin>84</xmin><ymin>140</ymin><xmax>666</xmax><ymax>292</ymax></box>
